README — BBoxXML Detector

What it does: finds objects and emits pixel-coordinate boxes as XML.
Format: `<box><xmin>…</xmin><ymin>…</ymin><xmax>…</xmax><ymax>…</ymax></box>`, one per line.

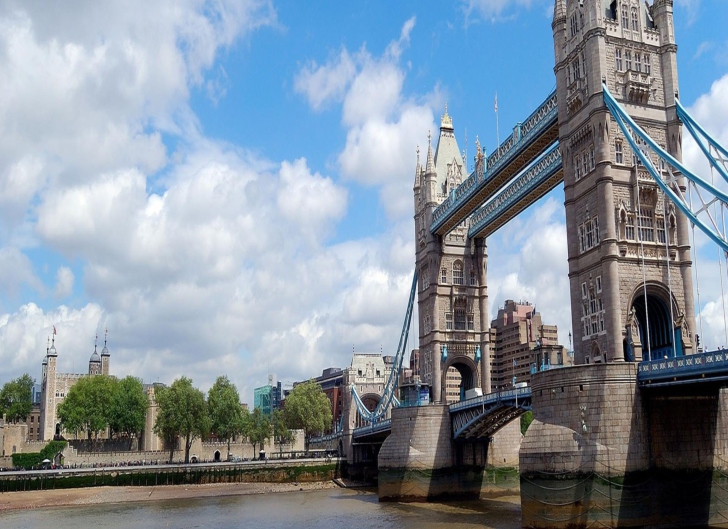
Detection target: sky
<box><xmin>1</xmin><ymin>0</ymin><xmax>727</xmax><ymax>404</ymax></box>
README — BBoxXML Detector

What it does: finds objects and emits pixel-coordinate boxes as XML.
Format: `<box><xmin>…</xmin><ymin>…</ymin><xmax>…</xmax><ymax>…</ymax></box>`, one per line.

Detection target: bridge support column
<box><xmin>378</xmin><ymin>405</ymin><xmax>520</xmax><ymax>501</ymax></box>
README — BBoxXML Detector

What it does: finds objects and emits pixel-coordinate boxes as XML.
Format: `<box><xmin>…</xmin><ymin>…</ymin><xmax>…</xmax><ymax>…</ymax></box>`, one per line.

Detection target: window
<box><xmin>644</xmin><ymin>54</ymin><xmax>651</xmax><ymax>75</ymax></box>
<box><xmin>579</xmin><ymin>224</ymin><xmax>586</xmax><ymax>252</ymax></box>
<box><xmin>596</xmin><ymin>276</ymin><xmax>602</xmax><ymax>293</ymax></box>
<box><xmin>631</xmin><ymin>7</ymin><xmax>639</xmax><ymax>31</ymax></box>
<box><xmin>625</xmin><ymin>50</ymin><xmax>632</xmax><ymax>71</ymax></box>
<box><xmin>582</xmin><ymin>153</ymin><xmax>588</xmax><ymax>176</ymax></box>
<box><xmin>589</xmin><ymin>146</ymin><xmax>595</xmax><ymax>171</ymax></box>
<box><xmin>421</xmin><ymin>267</ymin><xmax>430</xmax><ymax>290</ymax></box>
<box><xmin>621</xmin><ymin>5</ymin><xmax>629</xmax><ymax>27</ymax></box>
<box><xmin>599</xmin><ymin>313</ymin><xmax>605</xmax><ymax>332</ymax></box>
<box><xmin>657</xmin><ymin>219</ymin><xmax>666</xmax><ymax>244</ymax></box>
<box><xmin>469</xmin><ymin>270</ymin><xmax>476</xmax><ymax>286</ymax></box>
<box><xmin>573</xmin><ymin>57</ymin><xmax>581</xmax><ymax>80</ymax></box>
<box><xmin>615</xmin><ymin>140</ymin><xmax>624</xmax><ymax>164</ymax></box>
<box><xmin>446</xmin><ymin>313</ymin><xmax>453</xmax><ymax>330</ymax></box>
<box><xmin>581</xmin><ymin>282</ymin><xmax>588</xmax><ymax>299</ymax></box>
<box><xmin>454</xmin><ymin>309</ymin><xmax>467</xmax><ymax>331</ymax></box>
<box><xmin>586</xmin><ymin>219</ymin><xmax>595</xmax><ymax>249</ymax></box>
<box><xmin>453</xmin><ymin>261</ymin><xmax>464</xmax><ymax>285</ymax></box>
<box><xmin>638</xmin><ymin>208</ymin><xmax>655</xmax><ymax>242</ymax></box>
<box><xmin>467</xmin><ymin>314</ymin><xmax>474</xmax><ymax>331</ymax></box>
<box><xmin>570</xmin><ymin>13</ymin><xmax>578</xmax><ymax>37</ymax></box>
<box><xmin>615</xmin><ymin>48</ymin><xmax>623</xmax><ymax>72</ymax></box>
<box><xmin>574</xmin><ymin>155</ymin><xmax>581</xmax><ymax>180</ymax></box>
<box><xmin>441</xmin><ymin>268</ymin><xmax>447</xmax><ymax>284</ymax></box>
<box><xmin>635</xmin><ymin>53</ymin><xmax>642</xmax><ymax>73</ymax></box>
<box><xmin>626</xmin><ymin>215</ymin><xmax>635</xmax><ymax>240</ymax></box>
<box><xmin>424</xmin><ymin>314</ymin><xmax>431</xmax><ymax>334</ymax></box>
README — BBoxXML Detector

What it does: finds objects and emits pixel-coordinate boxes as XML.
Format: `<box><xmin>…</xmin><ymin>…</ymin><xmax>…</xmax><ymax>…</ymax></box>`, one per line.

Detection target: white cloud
<box><xmin>294</xmin><ymin>48</ymin><xmax>357</xmax><ymax>111</ymax></box>
<box><xmin>461</xmin><ymin>0</ymin><xmax>535</xmax><ymax>22</ymax></box>
<box><xmin>0</xmin><ymin>247</ymin><xmax>43</xmax><ymax>298</ymax></box>
<box><xmin>53</xmin><ymin>266</ymin><xmax>75</xmax><ymax>300</ymax></box>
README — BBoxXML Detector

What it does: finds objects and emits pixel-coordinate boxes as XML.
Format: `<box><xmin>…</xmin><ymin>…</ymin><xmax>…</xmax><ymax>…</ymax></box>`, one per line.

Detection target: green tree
<box><xmin>520</xmin><ymin>411</ymin><xmax>534</xmax><ymax>436</ymax></box>
<box><xmin>283</xmin><ymin>380</ymin><xmax>332</xmax><ymax>450</ymax></box>
<box><xmin>272</xmin><ymin>409</ymin><xmax>294</xmax><ymax>456</ymax></box>
<box><xmin>153</xmin><ymin>377</ymin><xmax>210</xmax><ymax>464</ymax></box>
<box><xmin>57</xmin><ymin>375</ymin><xmax>116</xmax><ymax>439</ymax></box>
<box><xmin>0</xmin><ymin>374</ymin><xmax>34</xmax><ymax>423</ymax></box>
<box><xmin>246</xmin><ymin>407</ymin><xmax>271</xmax><ymax>458</ymax></box>
<box><xmin>109</xmin><ymin>376</ymin><xmax>148</xmax><ymax>439</ymax></box>
<box><xmin>207</xmin><ymin>376</ymin><xmax>244</xmax><ymax>459</ymax></box>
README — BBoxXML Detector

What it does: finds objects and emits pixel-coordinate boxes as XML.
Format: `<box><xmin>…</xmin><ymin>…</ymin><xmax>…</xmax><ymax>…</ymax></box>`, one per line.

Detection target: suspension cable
<box><xmin>711</xmin><ymin>153</ymin><xmax>728</xmax><ymax>345</ymax></box>
<box><xmin>688</xmin><ymin>183</ymin><xmax>705</xmax><ymax>350</ymax></box>
<box><xmin>635</xmin><ymin>146</ymin><xmax>652</xmax><ymax>360</ymax></box>
<box><xmin>662</xmin><ymin>189</ymin><xmax>676</xmax><ymax>357</ymax></box>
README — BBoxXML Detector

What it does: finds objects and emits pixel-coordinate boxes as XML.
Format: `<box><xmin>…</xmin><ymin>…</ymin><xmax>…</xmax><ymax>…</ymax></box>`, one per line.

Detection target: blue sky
<box><xmin>0</xmin><ymin>0</ymin><xmax>727</xmax><ymax>404</ymax></box>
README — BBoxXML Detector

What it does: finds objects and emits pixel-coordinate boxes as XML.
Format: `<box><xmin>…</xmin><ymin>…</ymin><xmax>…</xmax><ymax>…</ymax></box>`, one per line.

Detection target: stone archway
<box><xmin>356</xmin><ymin>393</ymin><xmax>381</xmax><ymax>427</ymax></box>
<box><xmin>214</xmin><ymin>450</ymin><xmax>221</xmax><ymax>462</ymax></box>
<box><xmin>441</xmin><ymin>355</ymin><xmax>478</xmax><ymax>403</ymax></box>
<box><xmin>630</xmin><ymin>285</ymin><xmax>679</xmax><ymax>361</ymax></box>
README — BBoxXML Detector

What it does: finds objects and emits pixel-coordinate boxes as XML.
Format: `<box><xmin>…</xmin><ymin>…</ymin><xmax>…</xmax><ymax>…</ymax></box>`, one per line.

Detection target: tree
<box><xmin>246</xmin><ymin>407</ymin><xmax>271</xmax><ymax>458</ymax></box>
<box><xmin>153</xmin><ymin>377</ymin><xmax>210</xmax><ymax>464</ymax></box>
<box><xmin>0</xmin><ymin>374</ymin><xmax>34</xmax><ymax>423</ymax></box>
<box><xmin>521</xmin><ymin>411</ymin><xmax>534</xmax><ymax>436</ymax></box>
<box><xmin>283</xmin><ymin>380</ymin><xmax>332</xmax><ymax>450</ymax></box>
<box><xmin>57</xmin><ymin>375</ymin><xmax>116</xmax><ymax>439</ymax></box>
<box><xmin>109</xmin><ymin>376</ymin><xmax>148</xmax><ymax>439</ymax></box>
<box><xmin>208</xmin><ymin>376</ymin><xmax>244</xmax><ymax>459</ymax></box>
<box><xmin>272</xmin><ymin>409</ymin><xmax>294</xmax><ymax>456</ymax></box>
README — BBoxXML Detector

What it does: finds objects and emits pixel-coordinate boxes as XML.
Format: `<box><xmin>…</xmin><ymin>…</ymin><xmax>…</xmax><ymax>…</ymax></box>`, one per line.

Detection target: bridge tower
<box><xmin>414</xmin><ymin>110</ymin><xmax>490</xmax><ymax>404</ymax></box>
<box><xmin>553</xmin><ymin>0</ymin><xmax>695</xmax><ymax>364</ymax></box>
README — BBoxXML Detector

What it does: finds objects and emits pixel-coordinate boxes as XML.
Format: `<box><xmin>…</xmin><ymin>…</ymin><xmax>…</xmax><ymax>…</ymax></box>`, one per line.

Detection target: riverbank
<box><xmin>0</xmin><ymin>480</ymin><xmax>339</xmax><ymax>512</ymax></box>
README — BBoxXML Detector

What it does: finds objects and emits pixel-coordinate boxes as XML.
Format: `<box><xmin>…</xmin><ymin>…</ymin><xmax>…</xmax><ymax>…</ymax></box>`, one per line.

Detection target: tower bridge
<box><xmin>310</xmin><ymin>1</ymin><xmax>728</xmax><ymax>525</ymax></box>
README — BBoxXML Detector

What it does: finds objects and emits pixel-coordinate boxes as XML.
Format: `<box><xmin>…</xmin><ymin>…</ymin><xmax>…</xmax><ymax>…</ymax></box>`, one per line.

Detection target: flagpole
<box><xmin>495</xmin><ymin>92</ymin><xmax>500</xmax><ymax>147</ymax></box>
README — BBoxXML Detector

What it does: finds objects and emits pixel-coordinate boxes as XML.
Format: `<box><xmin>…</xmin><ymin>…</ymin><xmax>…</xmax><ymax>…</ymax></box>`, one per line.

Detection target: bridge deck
<box><xmin>430</xmin><ymin>92</ymin><xmax>558</xmax><ymax>236</ymax></box>
<box><xmin>638</xmin><ymin>349</ymin><xmax>728</xmax><ymax>388</ymax></box>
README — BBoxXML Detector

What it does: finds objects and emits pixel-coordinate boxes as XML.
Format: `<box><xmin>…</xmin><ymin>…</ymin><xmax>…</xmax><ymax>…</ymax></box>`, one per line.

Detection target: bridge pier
<box><xmin>521</xmin><ymin>364</ymin><xmax>728</xmax><ymax>528</ymax></box>
<box><xmin>378</xmin><ymin>404</ymin><xmax>520</xmax><ymax>501</ymax></box>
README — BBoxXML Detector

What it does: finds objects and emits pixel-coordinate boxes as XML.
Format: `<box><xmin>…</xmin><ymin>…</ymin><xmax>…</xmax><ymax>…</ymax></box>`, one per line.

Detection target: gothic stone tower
<box><xmin>553</xmin><ymin>0</ymin><xmax>695</xmax><ymax>364</ymax></box>
<box><xmin>414</xmin><ymin>110</ymin><xmax>491</xmax><ymax>404</ymax></box>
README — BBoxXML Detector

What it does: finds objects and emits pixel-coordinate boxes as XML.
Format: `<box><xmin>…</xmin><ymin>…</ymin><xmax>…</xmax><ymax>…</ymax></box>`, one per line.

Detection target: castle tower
<box><xmin>39</xmin><ymin>336</ymin><xmax>58</xmax><ymax>441</ymax></box>
<box><xmin>414</xmin><ymin>108</ymin><xmax>491</xmax><ymax>403</ymax></box>
<box><xmin>100</xmin><ymin>330</ymin><xmax>110</xmax><ymax>376</ymax></box>
<box><xmin>89</xmin><ymin>344</ymin><xmax>101</xmax><ymax>375</ymax></box>
<box><xmin>553</xmin><ymin>0</ymin><xmax>695</xmax><ymax>363</ymax></box>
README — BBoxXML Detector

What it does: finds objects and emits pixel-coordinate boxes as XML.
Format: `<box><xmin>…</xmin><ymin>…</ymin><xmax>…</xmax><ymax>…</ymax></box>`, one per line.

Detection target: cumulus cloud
<box><xmin>0</xmin><ymin>247</ymin><xmax>43</xmax><ymax>299</ymax></box>
<box><xmin>53</xmin><ymin>267</ymin><xmax>75</xmax><ymax>300</ymax></box>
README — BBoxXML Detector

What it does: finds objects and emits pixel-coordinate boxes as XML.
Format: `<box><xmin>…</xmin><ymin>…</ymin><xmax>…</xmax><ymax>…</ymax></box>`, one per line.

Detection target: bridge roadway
<box><xmin>349</xmin><ymin>349</ymin><xmax>728</xmax><ymax>445</ymax></box>
<box><xmin>430</xmin><ymin>91</ymin><xmax>558</xmax><ymax>236</ymax></box>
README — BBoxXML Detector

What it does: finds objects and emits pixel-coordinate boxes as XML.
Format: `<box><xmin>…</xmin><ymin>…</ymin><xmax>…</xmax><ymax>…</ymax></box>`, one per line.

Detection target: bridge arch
<box><xmin>442</xmin><ymin>355</ymin><xmax>478</xmax><ymax>402</ymax></box>
<box><xmin>628</xmin><ymin>283</ymin><xmax>681</xmax><ymax>361</ymax></box>
<box><xmin>355</xmin><ymin>393</ymin><xmax>381</xmax><ymax>427</ymax></box>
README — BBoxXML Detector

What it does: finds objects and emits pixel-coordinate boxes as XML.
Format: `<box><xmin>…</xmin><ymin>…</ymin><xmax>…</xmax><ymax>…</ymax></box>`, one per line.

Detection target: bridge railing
<box><xmin>430</xmin><ymin>91</ymin><xmax>557</xmax><ymax>231</ymax></box>
<box><xmin>468</xmin><ymin>143</ymin><xmax>562</xmax><ymax>238</ymax></box>
<box><xmin>638</xmin><ymin>349</ymin><xmax>728</xmax><ymax>380</ymax></box>
<box><xmin>449</xmin><ymin>386</ymin><xmax>532</xmax><ymax>413</ymax></box>
<box><xmin>352</xmin><ymin>418</ymin><xmax>392</xmax><ymax>438</ymax></box>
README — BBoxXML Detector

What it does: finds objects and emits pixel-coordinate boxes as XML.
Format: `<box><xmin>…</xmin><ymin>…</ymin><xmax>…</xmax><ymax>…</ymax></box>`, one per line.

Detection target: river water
<box><xmin>2</xmin><ymin>488</ymin><xmax>523</xmax><ymax>529</ymax></box>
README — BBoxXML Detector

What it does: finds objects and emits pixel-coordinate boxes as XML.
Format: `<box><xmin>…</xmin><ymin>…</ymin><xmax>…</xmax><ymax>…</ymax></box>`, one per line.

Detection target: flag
<box><xmin>494</xmin><ymin>92</ymin><xmax>498</xmax><ymax>113</ymax></box>
<box><xmin>53</xmin><ymin>325</ymin><xmax>56</xmax><ymax>335</ymax></box>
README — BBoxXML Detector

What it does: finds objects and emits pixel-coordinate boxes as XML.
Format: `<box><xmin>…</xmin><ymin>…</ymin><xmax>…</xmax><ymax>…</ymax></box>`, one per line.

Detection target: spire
<box><xmin>414</xmin><ymin>145</ymin><xmax>421</xmax><ymax>187</ymax></box>
<box><xmin>101</xmin><ymin>328</ymin><xmax>110</xmax><ymax>356</ymax></box>
<box><xmin>441</xmin><ymin>103</ymin><xmax>453</xmax><ymax>130</ymax></box>
<box><xmin>553</xmin><ymin>0</ymin><xmax>566</xmax><ymax>21</ymax></box>
<box><xmin>425</xmin><ymin>131</ymin><xmax>435</xmax><ymax>174</ymax></box>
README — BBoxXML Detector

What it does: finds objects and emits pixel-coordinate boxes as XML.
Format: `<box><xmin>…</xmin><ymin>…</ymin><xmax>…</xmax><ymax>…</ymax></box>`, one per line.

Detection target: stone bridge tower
<box><xmin>553</xmin><ymin>0</ymin><xmax>695</xmax><ymax>363</ymax></box>
<box><xmin>414</xmin><ymin>110</ymin><xmax>491</xmax><ymax>404</ymax></box>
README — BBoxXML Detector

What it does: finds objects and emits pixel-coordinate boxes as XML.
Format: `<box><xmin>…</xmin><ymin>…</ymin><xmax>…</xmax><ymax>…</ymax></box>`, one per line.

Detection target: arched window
<box><xmin>452</xmin><ymin>261</ymin><xmax>464</xmax><ymax>285</ymax></box>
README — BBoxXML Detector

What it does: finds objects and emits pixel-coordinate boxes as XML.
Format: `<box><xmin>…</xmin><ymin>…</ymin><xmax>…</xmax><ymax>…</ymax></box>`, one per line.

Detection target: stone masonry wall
<box><xmin>521</xmin><ymin>363</ymin><xmax>649</xmax><ymax>476</ymax></box>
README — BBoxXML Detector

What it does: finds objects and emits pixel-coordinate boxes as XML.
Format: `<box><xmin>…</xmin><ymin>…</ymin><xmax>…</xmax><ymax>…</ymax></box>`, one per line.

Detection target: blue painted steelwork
<box><xmin>351</xmin><ymin>270</ymin><xmax>418</xmax><ymax>424</ymax></box>
<box><xmin>352</xmin><ymin>418</ymin><xmax>392</xmax><ymax>440</ymax></box>
<box><xmin>676</xmin><ymin>98</ymin><xmax>728</xmax><ymax>185</ymax></box>
<box><xmin>430</xmin><ymin>91</ymin><xmax>558</xmax><ymax>234</ymax></box>
<box><xmin>450</xmin><ymin>386</ymin><xmax>532</xmax><ymax>439</ymax></box>
<box><xmin>468</xmin><ymin>143</ymin><xmax>563</xmax><ymax>239</ymax></box>
<box><xmin>638</xmin><ymin>348</ymin><xmax>728</xmax><ymax>387</ymax></box>
<box><xmin>603</xmin><ymin>85</ymin><xmax>728</xmax><ymax>253</ymax></box>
